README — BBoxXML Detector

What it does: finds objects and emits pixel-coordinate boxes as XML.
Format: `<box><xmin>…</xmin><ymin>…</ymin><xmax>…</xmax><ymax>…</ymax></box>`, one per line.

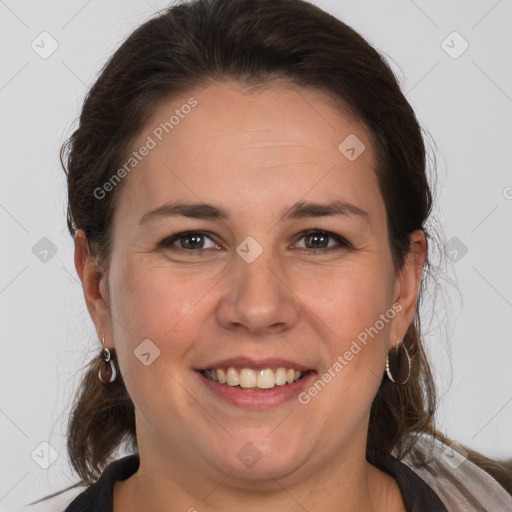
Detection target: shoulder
<box><xmin>399</xmin><ymin>433</ymin><xmax>512</xmax><ymax>511</ymax></box>
<box><xmin>20</xmin><ymin>454</ymin><xmax>140</xmax><ymax>512</ymax></box>
<box><xmin>18</xmin><ymin>486</ymin><xmax>87</xmax><ymax>512</ymax></box>
<box><xmin>370</xmin><ymin>447</ymin><xmax>448</xmax><ymax>511</ymax></box>
<box><xmin>65</xmin><ymin>454</ymin><xmax>139</xmax><ymax>512</ymax></box>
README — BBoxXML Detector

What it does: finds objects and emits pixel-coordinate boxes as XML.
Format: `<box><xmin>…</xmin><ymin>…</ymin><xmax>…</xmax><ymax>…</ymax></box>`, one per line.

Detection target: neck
<box><xmin>114</xmin><ymin>444</ymin><xmax>404</xmax><ymax>512</ymax></box>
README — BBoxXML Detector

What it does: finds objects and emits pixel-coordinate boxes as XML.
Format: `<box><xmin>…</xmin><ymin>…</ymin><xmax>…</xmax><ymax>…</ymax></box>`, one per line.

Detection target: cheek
<box><xmin>294</xmin><ymin>267</ymin><xmax>392</xmax><ymax>458</ymax></box>
<box><xmin>302</xmin><ymin>262</ymin><xmax>393</xmax><ymax>400</ymax></box>
<box><xmin>110</xmin><ymin>256</ymin><xmax>209</xmax><ymax>341</ymax></box>
<box><xmin>301</xmin><ymin>260</ymin><xmax>394</xmax><ymax>341</ymax></box>
<box><xmin>108</xmin><ymin>259</ymin><xmax>209</xmax><ymax>422</ymax></box>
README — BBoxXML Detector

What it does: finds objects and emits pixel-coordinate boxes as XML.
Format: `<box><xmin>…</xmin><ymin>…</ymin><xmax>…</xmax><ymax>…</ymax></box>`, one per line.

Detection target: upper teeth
<box><xmin>204</xmin><ymin>367</ymin><xmax>303</xmax><ymax>389</ymax></box>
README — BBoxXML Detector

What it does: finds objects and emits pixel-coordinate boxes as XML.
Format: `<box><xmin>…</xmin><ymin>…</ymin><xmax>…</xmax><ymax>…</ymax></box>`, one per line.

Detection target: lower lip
<box><xmin>196</xmin><ymin>370</ymin><xmax>317</xmax><ymax>409</ymax></box>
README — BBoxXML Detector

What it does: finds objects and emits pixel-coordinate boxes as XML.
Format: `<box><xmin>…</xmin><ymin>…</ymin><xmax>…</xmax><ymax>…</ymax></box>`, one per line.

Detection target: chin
<box><xmin>207</xmin><ymin>432</ymin><xmax>312</xmax><ymax>483</ymax></box>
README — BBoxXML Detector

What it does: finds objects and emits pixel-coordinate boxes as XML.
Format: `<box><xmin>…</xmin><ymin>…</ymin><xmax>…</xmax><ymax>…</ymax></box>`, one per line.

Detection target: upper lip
<box><xmin>197</xmin><ymin>357</ymin><xmax>315</xmax><ymax>372</ymax></box>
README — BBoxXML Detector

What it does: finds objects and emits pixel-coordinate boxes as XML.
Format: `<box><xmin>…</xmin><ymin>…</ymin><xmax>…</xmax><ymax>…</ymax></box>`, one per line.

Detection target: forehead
<box><xmin>113</xmin><ymin>79</ymin><xmax>383</xmax><ymax>230</ymax></box>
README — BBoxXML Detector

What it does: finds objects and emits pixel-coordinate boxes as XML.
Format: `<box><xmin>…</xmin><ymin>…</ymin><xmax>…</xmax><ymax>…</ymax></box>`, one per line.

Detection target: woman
<box><xmin>28</xmin><ymin>0</ymin><xmax>512</xmax><ymax>510</ymax></box>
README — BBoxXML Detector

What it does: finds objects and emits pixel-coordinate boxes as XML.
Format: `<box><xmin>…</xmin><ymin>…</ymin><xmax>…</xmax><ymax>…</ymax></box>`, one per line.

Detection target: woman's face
<box><xmin>79</xmin><ymin>80</ymin><xmax>424</xmax><ymax>487</ymax></box>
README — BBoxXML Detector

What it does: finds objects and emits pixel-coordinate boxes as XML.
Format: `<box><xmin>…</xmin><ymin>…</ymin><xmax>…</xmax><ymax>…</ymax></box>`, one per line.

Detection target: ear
<box><xmin>389</xmin><ymin>229</ymin><xmax>427</xmax><ymax>347</ymax></box>
<box><xmin>74</xmin><ymin>229</ymin><xmax>114</xmax><ymax>349</ymax></box>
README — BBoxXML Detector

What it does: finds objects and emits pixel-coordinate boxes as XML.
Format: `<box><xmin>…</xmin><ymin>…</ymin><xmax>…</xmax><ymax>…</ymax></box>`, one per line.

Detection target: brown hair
<box><xmin>52</xmin><ymin>0</ymin><xmax>512</xmax><ymax>499</ymax></box>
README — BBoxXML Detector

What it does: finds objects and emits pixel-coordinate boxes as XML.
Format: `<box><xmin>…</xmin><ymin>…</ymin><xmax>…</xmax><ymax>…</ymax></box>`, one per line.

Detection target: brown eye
<box><xmin>294</xmin><ymin>230</ymin><xmax>350</xmax><ymax>253</ymax></box>
<box><xmin>160</xmin><ymin>231</ymin><xmax>219</xmax><ymax>251</ymax></box>
<box><xmin>304</xmin><ymin>232</ymin><xmax>329</xmax><ymax>249</ymax></box>
<box><xmin>159</xmin><ymin>229</ymin><xmax>350</xmax><ymax>255</ymax></box>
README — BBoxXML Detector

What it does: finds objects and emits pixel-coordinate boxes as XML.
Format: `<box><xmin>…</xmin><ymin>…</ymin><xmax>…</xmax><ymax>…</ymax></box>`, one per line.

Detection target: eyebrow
<box><xmin>138</xmin><ymin>199</ymin><xmax>370</xmax><ymax>225</ymax></box>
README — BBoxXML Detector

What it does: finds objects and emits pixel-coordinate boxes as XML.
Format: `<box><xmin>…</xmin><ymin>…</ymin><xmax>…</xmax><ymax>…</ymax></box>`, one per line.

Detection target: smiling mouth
<box><xmin>200</xmin><ymin>367</ymin><xmax>312</xmax><ymax>391</ymax></box>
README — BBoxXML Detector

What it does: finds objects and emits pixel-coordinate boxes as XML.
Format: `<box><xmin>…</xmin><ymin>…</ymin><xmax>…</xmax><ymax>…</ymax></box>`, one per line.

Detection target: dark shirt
<box><xmin>64</xmin><ymin>452</ymin><xmax>448</xmax><ymax>511</ymax></box>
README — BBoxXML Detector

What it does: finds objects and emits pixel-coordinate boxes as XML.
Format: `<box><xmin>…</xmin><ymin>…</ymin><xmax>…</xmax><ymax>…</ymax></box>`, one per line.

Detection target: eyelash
<box><xmin>159</xmin><ymin>229</ymin><xmax>352</xmax><ymax>255</ymax></box>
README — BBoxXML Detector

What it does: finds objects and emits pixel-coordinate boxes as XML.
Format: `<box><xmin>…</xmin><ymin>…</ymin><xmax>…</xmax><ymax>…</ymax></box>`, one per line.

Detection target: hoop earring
<box><xmin>98</xmin><ymin>334</ymin><xmax>117</xmax><ymax>384</ymax></box>
<box><xmin>386</xmin><ymin>337</ymin><xmax>411</xmax><ymax>385</ymax></box>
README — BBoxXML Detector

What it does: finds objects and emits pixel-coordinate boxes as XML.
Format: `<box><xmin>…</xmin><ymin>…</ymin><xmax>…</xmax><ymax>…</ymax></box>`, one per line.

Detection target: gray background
<box><xmin>1</xmin><ymin>0</ymin><xmax>511</xmax><ymax>509</ymax></box>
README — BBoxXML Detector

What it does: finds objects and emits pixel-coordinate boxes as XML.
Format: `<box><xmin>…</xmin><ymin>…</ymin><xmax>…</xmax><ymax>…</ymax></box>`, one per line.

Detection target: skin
<box><xmin>75</xmin><ymin>79</ymin><xmax>426</xmax><ymax>512</ymax></box>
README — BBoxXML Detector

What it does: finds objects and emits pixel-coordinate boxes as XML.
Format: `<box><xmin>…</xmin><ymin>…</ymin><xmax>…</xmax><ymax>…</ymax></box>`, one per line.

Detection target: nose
<box><xmin>215</xmin><ymin>244</ymin><xmax>300</xmax><ymax>335</ymax></box>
